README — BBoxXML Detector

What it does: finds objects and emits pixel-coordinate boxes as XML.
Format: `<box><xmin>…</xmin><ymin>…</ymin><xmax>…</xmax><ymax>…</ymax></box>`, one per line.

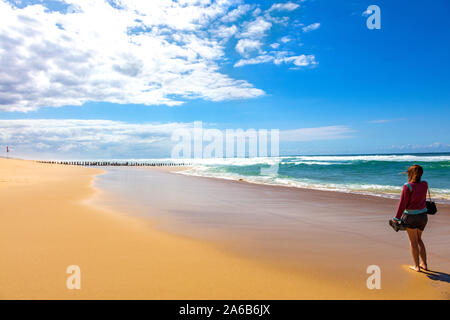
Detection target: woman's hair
<box><xmin>407</xmin><ymin>164</ymin><xmax>423</xmax><ymax>183</ymax></box>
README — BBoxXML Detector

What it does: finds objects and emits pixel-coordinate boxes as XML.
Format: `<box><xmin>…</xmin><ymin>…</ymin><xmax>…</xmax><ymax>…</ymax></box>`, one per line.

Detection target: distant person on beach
<box><xmin>392</xmin><ymin>165</ymin><xmax>429</xmax><ymax>272</ymax></box>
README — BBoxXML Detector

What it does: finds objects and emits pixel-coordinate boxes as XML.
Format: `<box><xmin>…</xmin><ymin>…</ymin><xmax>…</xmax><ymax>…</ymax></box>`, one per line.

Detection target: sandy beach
<box><xmin>0</xmin><ymin>158</ymin><xmax>449</xmax><ymax>299</ymax></box>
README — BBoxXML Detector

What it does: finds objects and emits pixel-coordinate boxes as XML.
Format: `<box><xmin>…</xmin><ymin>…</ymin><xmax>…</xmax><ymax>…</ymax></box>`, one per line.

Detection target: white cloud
<box><xmin>0</xmin><ymin>119</ymin><xmax>193</xmax><ymax>158</ymax></box>
<box><xmin>252</xmin><ymin>8</ymin><xmax>261</xmax><ymax>16</ymax></box>
<box><xmin>390</xmin><ymin>142</ymin><xmax>450</xmax><ymax>152</ymax></box>
<box><xmin>280</xmin><ymin>54</ymin><xmax>317</xmax><ymax>66</ymax></box>
<box><xmin>239</xmin><ymin>16</ymin><xmax>272</xmax><ymax>39</ymax></box>
<box><xmin>0</xmin><ymin>0</ymin><xmax>265</xmax><ymax>112</ymax></box>
<box><xmin>302</xmin><ymin>22</ymin><xmax>320</xmax><ymax>32</ymax></box>
<box><xmin>234</xmin><ymin>55</ymin><xmax>274</xmax><ymax>67</ymax></box>
<box><xmin>212</xmin><ymin>25</ymin><xmax>238</xmax><ymax>40</ymax></box>
<box><xmin>268</xmin><ymin>2</ymin><xmax>300</xmax><ymax>12</ymax></box>
<box><xmin>264</xmin><ymin>13</ymin><xmax>290</xmax><ymax>25</ymax></box>
<box><xmin>221</xmin><ymin>4</ymin><xmax>251</xmax><ymax>23</ymax></box>
<box><xmin>270</xmin><ymin>43</ymin><xmax>280</xmax><ymax>49</ymax></box>
<box><xmin>235</xmin><ymin>39</ymin><xmax>262</xmax><ymax>56</ymax></box>
<box><xmin>369</xmin><ymin>119</ymin><xmax>392</xmax><ymax>124</ymax></box>
<box><xmin>0</xmin><ymin>119</ymin><xmax>354</xmax><ymax>158</ymax></box>
<box><xmin>369</xmin><ymin>118</ymin><xmax>405</xmax><ymax>124</ymax></box>
<box><xmin>280</xmin><ymin>36</ymin><xmax>291</xmax><ymax>43</ymax></box>
<box><xmin>0</xmin><ymin>0</ymin><xmax>320</xmax><ymax>112</ymax></box>
<box><xmin>235</xmin><ymin>53</ymin><xmax>316</xmax><ymax>68</ymax></box>
<box><xmin>280</xmin><ymin>126</ymin><xmax>354</xmax><ymax>142</ymax></box>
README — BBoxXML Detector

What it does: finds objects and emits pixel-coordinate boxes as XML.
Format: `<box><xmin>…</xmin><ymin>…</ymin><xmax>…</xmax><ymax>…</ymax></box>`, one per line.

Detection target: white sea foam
<box><xmin>284</xmin><ymin>155</ymin><xmax>450</xmax><ymax>162</ymax></box>
<box><xmin>180</xmin><ymin>166</ymin><xmax>450</xmax><ymax>201</ymax></box>
<box><xmin>290</xmin><ymin>161</ymin><xmax>352</xmax><ymax>165</ymax></box>
<box><xmin>183</xmin><ymin>154</ymin><xmax>450</xmax><ymax>165</ymax></box>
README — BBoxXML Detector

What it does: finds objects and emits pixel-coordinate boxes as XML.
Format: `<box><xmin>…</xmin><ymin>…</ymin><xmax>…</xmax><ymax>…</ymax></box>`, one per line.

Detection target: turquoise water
<box><xmin>180</xmin><ymin>153</ymin><xmax>450</xmax><ymax>201</ymax></box>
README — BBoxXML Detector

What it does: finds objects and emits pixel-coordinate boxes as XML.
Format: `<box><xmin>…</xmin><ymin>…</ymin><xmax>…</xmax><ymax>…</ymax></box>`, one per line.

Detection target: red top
<box><xmin>395</xmin><ymin>181</ymin><xmax>428</xmax><ymax>219</ymax></box>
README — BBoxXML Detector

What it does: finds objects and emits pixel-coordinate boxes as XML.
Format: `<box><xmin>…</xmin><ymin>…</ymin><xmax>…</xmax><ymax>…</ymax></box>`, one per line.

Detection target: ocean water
<box><xmin>178</xmin><ymin>153</ymin><xmax>450</xmax><ymax>201</ymax></box>
<box><xmin>85</xmin><ymin>153</ymin><xmax>450</xmax><ymax>201</ymax></box>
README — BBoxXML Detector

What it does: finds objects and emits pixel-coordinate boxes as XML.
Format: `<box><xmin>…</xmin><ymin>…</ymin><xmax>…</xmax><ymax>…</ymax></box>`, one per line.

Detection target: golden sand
<box><xmin>0</xmin><ymin>158</ymin><xmax>446</xmax><ymax>299</ymax></box>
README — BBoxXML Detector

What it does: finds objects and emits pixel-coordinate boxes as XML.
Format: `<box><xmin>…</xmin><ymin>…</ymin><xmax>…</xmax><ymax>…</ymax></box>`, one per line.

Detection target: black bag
<box><xmin>426</xmin><ymin>188</ymin><xmax>437</xmax><ymax>215</ymax></box>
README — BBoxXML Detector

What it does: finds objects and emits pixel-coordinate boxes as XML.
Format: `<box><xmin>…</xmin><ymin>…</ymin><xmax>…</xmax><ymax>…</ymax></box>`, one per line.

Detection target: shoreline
<box><xmin>177</xmin><ymin>168</ymin><xmax>450</xmax><ymax>203</ymax></box>
<box><xmin>169</xmin><ymin>166</ymin><xmax>450</xmax><ymax>205</ymax></box>
<box><xmin>1</xmin><ymin>159</ymin><xmax>449</xmax><ymax>299</ymax></box>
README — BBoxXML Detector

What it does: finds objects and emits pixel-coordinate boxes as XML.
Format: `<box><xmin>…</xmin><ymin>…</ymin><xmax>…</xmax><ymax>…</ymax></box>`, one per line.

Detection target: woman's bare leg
<box><xmin>417</xmin><ymin>229</ymin><xmax>428</xmax><ymax>270</ymax></box>
<box><xmin>406</xmin><ymin>228</ymin><xmax>420</xmax><ymax>271</ymax></box>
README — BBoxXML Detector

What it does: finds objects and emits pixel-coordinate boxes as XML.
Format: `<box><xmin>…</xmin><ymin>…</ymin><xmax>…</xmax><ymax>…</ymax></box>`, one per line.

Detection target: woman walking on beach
<box><xmin>392</xmin><ymin>165</ymin><xmax>429</xmax><ymax>272</ymax></box>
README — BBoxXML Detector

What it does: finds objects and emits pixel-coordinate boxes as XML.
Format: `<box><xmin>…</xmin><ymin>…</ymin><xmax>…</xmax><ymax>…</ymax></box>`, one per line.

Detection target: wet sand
<box><xmin>1</xmin><ymin>159</ymin><xmax>449</xmax><ymax>299</ymax></box>
<box><xmin>95</xmin><ymin>166</ymin><xmax>450</xmax><ymax>299</ymax></box>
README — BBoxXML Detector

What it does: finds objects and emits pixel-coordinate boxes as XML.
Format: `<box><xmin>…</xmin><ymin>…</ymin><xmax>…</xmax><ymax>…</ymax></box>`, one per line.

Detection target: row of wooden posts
<box><xmin>37</xmin><ymin>161</ymin><xmax>191</xmax><ymax>167</ymax></box>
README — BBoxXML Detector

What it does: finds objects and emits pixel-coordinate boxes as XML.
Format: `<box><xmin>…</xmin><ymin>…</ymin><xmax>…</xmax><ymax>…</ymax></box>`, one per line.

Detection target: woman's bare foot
<box><xmin>420</xmin><ymin>264</ymin><xmax>428</xmax><ymax>271</ymax></box>
<box><xmin>409</xmin><ymin>265</ymin><xmax>421</xmax><ymax>272</ymax></box>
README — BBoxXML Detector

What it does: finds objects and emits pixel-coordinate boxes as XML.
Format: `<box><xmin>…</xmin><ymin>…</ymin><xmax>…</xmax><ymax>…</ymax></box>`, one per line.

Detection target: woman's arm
<box><xmin>393</xmin><ymin>184</ymin><xmax>411</xmax><ymax>221</ymax></box>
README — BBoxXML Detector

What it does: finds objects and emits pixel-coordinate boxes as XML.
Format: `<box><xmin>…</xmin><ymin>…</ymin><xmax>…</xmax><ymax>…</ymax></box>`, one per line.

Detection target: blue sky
<box><xmin>0</xmin><ymin>0</ymin><xmax>449</xmax><ymax>159</ymax></box>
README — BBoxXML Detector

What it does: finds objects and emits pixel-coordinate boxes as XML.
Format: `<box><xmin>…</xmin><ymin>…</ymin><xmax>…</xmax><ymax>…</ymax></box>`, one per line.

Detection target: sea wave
<box><xmin>180</xmin><ymin>165</ymin><xmax>450</xmax><ymax>201</ymax></box>
<box><xmin>184</xmin><ymin>154</ymin><xmax>450</xmax><ymax>165</ymax></box>
<box><xmin>282</xmin><ymin>155</ymin><xmax>450</xmax><ymax>162</ymax></box>
<box><xmin>289</xmin><ymin>161</ymin><xmax>353</xmax><ymax>166</ymax></box>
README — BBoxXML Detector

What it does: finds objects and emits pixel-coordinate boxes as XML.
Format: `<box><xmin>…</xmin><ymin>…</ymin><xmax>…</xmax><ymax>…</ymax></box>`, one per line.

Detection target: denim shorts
<box><xmin>401</xmin><ymin>212</ymin><xmax>428</xmax><ymax>231</ymax></box>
